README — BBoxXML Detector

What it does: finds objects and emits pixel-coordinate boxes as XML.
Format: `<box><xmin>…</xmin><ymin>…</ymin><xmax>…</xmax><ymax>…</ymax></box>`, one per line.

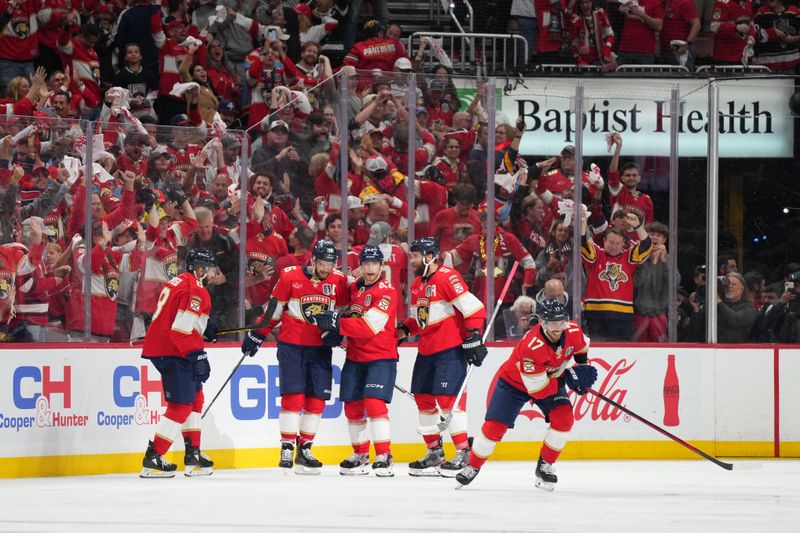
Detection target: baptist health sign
<box><xmin>499</xmin><ymin>77</ymin><xmax>795</xmax><ymax>158</ymax></box>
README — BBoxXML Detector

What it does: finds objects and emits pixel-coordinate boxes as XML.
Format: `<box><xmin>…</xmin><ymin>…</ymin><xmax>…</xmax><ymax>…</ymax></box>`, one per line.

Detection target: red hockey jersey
<box><xmin>141</xmin><ymin>271</ymin><xmax>211</xmax><ymax>358</ymax></box>
<box><xmin>0</xmin><ymin>242</ymin><xmax>41</xmax><ymax>324</ymax></box>
<box><xmin>340</xmin><ymin>278</ymin><xmax>398</xmax><ymax>363</ymax></box>
<box><xmin>581</xmin><ymin>237</ymin><xmax>652</xmax><ymax>316</ymax></box>
<box><xmin>404</xmin><ymin>265</ymin><xmax>486</xmax><ymax>356</ymax></box>
<box><xmin>255</xmin><ymin>264</ymin><xmax>349</xmax><ymax>345</ymax></box>
<box><xmin>499</xmin><ymin>322</ymin><xmax>590</xmax><ymax>399</ymax></box>
<box><xmin>607</xmin><ymin>169</ymin><xmax>654</xmax><ymax>224</ymax></box>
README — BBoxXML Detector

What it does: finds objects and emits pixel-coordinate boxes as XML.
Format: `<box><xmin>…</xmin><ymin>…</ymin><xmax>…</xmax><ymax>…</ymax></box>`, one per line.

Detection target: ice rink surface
<box><xmin>0</xmin><ymin>460</ymin><xmax>797</xmax><ymax>533</ymax></box>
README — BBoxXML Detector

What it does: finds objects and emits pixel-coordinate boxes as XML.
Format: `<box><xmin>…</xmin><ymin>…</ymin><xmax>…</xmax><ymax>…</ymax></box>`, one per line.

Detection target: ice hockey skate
<box><xmin>455</xmin><ymin>465</ymin><xmax>479</xmax><ymax>488</ymax></box>
<box><xmin>139</xmin><ymin>441</ymin><xmax>177</xmax><ymax>478</ymax></box>
<box><xmin>535</xmin><ymin>457</ymin><xmax>558</xmax><ymax>491</ymax></box>
<box><xmin>295</xmin><ymin>439</ymin><xmax>323</xmax><ymax>475</ymax></box>
<box><xmin>339</xmin><ymin>453</ymin><xmax>370</xmax><ymax>476</ymax></box>
<box><xmin>279</xmin><ymin>442</ymin><xmax>294</xmax><ymax>474</ymax></box>
<box><xmin>408</xmin><ymin>444</ymin><xmax>445</xmax><ymax>476</ymax></box>
<box><xmin>183</xmin><ymin>438</ymin><xmax>213</xmax><ymax>477</ymax></box>
<box><xmin>438</xmin><ymin>446</ymin><xmax>470</xmax><ymax>477</ymax></box>
<box><xmin>372</xmin><ymin>454</ymin><xmax>394</xmax><ymax>477</ymax></box>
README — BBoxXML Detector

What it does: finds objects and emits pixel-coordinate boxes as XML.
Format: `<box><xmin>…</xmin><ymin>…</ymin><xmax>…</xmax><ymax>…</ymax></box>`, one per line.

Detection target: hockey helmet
<box><xmin>409</xmin><ymin>236</ymin><xmax>440</xmax><ymax>257</ymax></box>
<box><xmin>359</xmin><ymin>244</ymin><xmax>384</xmax><ymax>264</ymax></box>
<box><xmin>186</xmin><ymin>248</ymin><xmax>217</xmax><ymax>272</ymax></box>
<box><xmin>312</xmin><ymin>239</ymin><xmax>338</xmax><ymax>263</ymax></box>
<box><xmin>537</xmin><ymin>298</ymin><xmax>569</xmax><ymax>323</ymax></box>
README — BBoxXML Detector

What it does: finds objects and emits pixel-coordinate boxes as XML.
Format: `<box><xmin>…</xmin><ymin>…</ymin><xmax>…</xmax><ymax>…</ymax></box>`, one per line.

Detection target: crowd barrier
<box><xmin>0</xmin><ymin>342</ymin><xmax>797</xmax><ymax>478</ymax></box>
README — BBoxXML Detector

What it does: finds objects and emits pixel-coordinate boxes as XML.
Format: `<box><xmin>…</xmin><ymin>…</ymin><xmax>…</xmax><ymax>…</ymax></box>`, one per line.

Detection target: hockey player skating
<box><xmin>139</xmin><ymin>248</ymin><xmax>220</xmax><ymax>478</ymax></box>
<box><xmin>313</xmin><ymin>245</ymin><xmax>399</xmax><ymax>477</ymax></box>
<box><xmin>455</xmin><ymin>298</ymin><xmax>597</xmax><ymax>491</ymax></box>
<box><xmin>241</xmin><ymin>240</ymin><xmax>349</xmax><ymax>474</ymax></box>
<box><xmin>399</xmin><ymin>237</ymin><xmax>487</xmax><ymax>477</ymax></box>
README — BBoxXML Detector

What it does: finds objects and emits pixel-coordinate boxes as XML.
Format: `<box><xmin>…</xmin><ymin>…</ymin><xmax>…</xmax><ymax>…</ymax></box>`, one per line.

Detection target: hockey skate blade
<box><xmin>408</xmin><ymin>467</ymin><xmax>442</xmax><ymax>477</ymax></box>
<box><xmin>437</xmin><ymin>467</ymin><xmax>463</xmax><ymax>478</ymax></box>
<box><xmin>139</xmin><ymin>468</ymin><xmax>175</xmax><ymax>479</ymax></box>
<box><xmin>294</xmin><ymin>465</ymin><xmax>322</xmax><ymax>476</ymax></box>
<box><xmin>535</xmin><ymin>478</ymin><xmax>555</xmax><ymax>492</ymax></box>
<box><xmin>340</xmin><ymin>466</ymin><xmax>370</xmax><ymax>476</ymax></box>
<box><xmin>184</xmin><ymin>466</ymin><xmax>213</xmax><ymax>477</ymax></box>
<box><xmin>373</xmin><ymin>468</ymin><xmax>394</xmax><ymax>478</ymax></box>
<box><xmin>730</xmin><ymin>462</ymin><xmax>763</xmax><ymax>471</ymax></box>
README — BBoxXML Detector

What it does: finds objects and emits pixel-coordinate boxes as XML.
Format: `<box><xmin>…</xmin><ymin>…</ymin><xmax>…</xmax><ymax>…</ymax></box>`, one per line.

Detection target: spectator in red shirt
<box><xmin>661</xmin><ymin>0</ymin><xmax>701</xmax><ymax>70</ymax></box>
<box><xmin>342</xmin><ymin>19</ymin><xmax>406</xmax><ymax>72</ymax></box>
<box><xmin>710</xmin><ymin>0</ymin><xmax>754</xmax><ymax>64</ymax></box>
<box><xmin>618</xmin><ymin>0</ymin><xmax>664</xmax><ymax>64</ymax></box>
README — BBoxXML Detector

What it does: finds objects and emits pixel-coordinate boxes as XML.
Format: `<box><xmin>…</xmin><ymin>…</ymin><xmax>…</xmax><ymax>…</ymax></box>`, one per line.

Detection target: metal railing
<box><xmin>615</xmin><ymin>64</ymin><xmax>692</xmax><ymax>74</ymax></box>
<box><xmin>696</xmin><ymin>65</ymin><xmax>772</xmax><ymax>74</ymax></box>
<box><xmin>408</xmin><ymin>31</ymin><xmax>529</xmax><ymax>74</ymax></box>
<box><xmin>435</xmin><ymin>0</ymin><xmax>474</xmax><ymax>33</ymax></box>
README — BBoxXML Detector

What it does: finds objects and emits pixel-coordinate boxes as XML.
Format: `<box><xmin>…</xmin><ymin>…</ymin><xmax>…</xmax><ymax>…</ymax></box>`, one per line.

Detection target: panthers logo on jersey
<box><xmin>416</xmin><ymin>297</ymin><xmax>430</xmax><ymax>329</ymax></box>
<box><xmin>348</xmin><ymin>303</ymin><xmax>364</xmax><ymax>319</ymax></box>
<box><xmin>105</xmin><ymin>274</ymin><xmax>120</xmax><ymax>301</ymax></box>
<box><xmin>300</xmin><ymin>294</ymin><xmax>331</xmax><ymax>324</ymax></box>
<box><xmin>0</xmin><ymin>277</ymin><xmax>11</xmax><ymax>300</ymax></box>
<box><xmin>598</xmin><ymin>263</ymin><xmax>628</xmax><ymax>291</ymax></box>
<box><xmin>12</xmin><ymin>21</ymin><xmax>29</xmax><ymax>38</ymax></box>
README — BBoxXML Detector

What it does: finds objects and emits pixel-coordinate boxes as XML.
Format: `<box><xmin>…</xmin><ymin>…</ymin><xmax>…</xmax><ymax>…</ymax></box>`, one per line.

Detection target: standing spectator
<box><xmin>342</xmin><ymin>19</ymin><xmax>405</xmax><ymax>72</ymax></box>
<box><xmin>179</xmin><ymin>43</ymin><xmax>219</xmax><ymax>125</ymax></box>
<box><xmin>110</xmin><ymin>0</ymin><xmax>162</xmax><ymax>79</ymax></box>
<box><xmin>535</xmin><ymin>220</ymin><xmax>579</xmax><ymax>290</ymax></box>
<box><xmin>58</xmin><ymin>22</ymin><xmax>103</xmax><ymax>116</ymax></box>
<box><xmin>343</xmin><ymin>2</ymin><xmax>391</xmax><ymax>52</ymax></box>
<box><xmin>710</xmin><ymin>0</ymin><xmax>754</xmax><ymax>65</ymax></box>
<box><xmin>205</xmin><ymin>39</ymin><xmax>238</xmax><ymax>103</ymax></box>
<box><xmin>113</xmin><ymin>43</ymin><xmax>158</xmax><ymax>99</ymax></box>
<box><xmin>567</xmin><ymin>0</ymin><xmax>617</xmax><ymax>71</ymax></box>
<box><xmin>753</xmin><ymin>0</ymin><xmax>800</xmax><ymax>72</ymax></box>
<box><xmin>618</xmin><ymin>0</ymin><xmax>664</xmax><ymax>64</ymax></box>
<box><xmin>661</xmin><ymin>0</ymin><xmax>701</xmax><ymax>70</ymax></box>
<box><xmin>512</xmin><ymin>0</ymin><xmax>538</xmax><ymax>64</ymax></box>
<box><xmin>0</xmin><ymin>0</ymin><xmax>38</xmax><ymax>95</ymax></box>
<box><xmin>533</xmin><ymin>0</ymin><xmax>568</xmax><ymax>63</ymax></box>
<box><xmin>716</xmin><ymin>272</ymin><xmax>757</xmax><ymax>343</ymax></box>
<box><xmin>208</xmin><ymin>3</ymin><xmax>261</xmax><ymax>81</ymax></box>
<box><xmin>36</xmin><ymin>0</ymin><xmax>79</xmax><ymax>74</ymax></box>
<box><xmin>633</xmin><ymin>222</ymin><xmax>672</xmax><ymax>342</ymax></box>
<box><xmin>581</xmin><ymin>213</ymin><xmax>652</xmax><ymax>341</ymax></box>
<box><xmin>607</xmin><ymin>133</ymin><xmax>654</xmax><ymax>224</ymax></box>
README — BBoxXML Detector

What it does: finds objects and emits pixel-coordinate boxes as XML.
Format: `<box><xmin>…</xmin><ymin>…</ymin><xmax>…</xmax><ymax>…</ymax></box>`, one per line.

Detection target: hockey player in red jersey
<box><xmin>313</xmin><ymin>245</ymin><xmax>399</xmax><ymax>477</ymax></box>
<box><xmin>456</xmin><ymin>298</ymin><xmax>597</xmax><ymax>491</ymax></box>
<box><xmin>241</xmin><ymin>239</ymin><xmax>349</xmax><ymax>474</ymax></box>
<box><xmin>139</xmin><ymin>248</ymin><xmax>220</xmax><ymax>478</ymax></box>
<box><xmin>400</xmin><ymin>237</ymin><xmax>487</xmax><ymax>477</ymax></box>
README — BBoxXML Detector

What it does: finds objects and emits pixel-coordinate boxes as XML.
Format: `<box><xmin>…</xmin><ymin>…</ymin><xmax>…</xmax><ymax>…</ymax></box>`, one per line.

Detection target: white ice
<box><xmin>0</xmin><ymin>460</ymin><xmax>797</xmax><ymax>533</ymax></box>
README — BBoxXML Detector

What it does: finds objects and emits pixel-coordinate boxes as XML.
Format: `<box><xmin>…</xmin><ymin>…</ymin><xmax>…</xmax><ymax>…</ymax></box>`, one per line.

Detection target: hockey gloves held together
<box><xmin>461</xmin><ymin>330</ymin><xmax>488</xmax><ymax>367</ymax></box>
<box><xmin>187</xmin><ymin>350</ymin><xmax>210</xmax><ymax>383</ymax></box>
<box><xmin>565</xmin><ymin>365</ymin><xmax>598</xmax><ymax>396</ymax></box>
<box><xmin>314</xmin><ymin>311</ymin><xmax>340</xmax><ymax>332</ymax></box>
<box><xmin>321</xmin><ymin>331</ymin><xmax>344</xmax><ymax>348</ymax></box>
<box><xmin>242</xmin><ymin>331</ymin><xmax>265</xmax><ymax>357</ymax></box>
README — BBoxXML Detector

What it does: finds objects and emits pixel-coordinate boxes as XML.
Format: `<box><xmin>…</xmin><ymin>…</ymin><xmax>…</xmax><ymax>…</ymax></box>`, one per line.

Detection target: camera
<box><xmin>786</xmin><ymin>271</ymin><xmax>800</xmax><ymax>294</ymax></box>
<box><xmin>716</xmin><ymin>275</ymin><xmax>731</xmax><ymax>299</ymax></box>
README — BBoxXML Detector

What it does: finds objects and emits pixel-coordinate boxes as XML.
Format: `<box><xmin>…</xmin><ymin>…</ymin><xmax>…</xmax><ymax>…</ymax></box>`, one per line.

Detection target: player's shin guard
<box><xmin>298</xmin><ymin>397</ymin><xmax>325</xmax><ymax>445</ymax></box>
<box><xmin>536</xmin><ymin>405</ymin><xmax>573</xmax><ymax>492</ymax></box>
<box><xmin>469</xmin><ymin>420</ymin><xmax>507</xmax><ymax>470</ymax></box>
<box><xmin>415</xmin><ymin>394</ymin><xmax>441</xmax><ymax>446</ymax></box>
<box><xmin>181</xmin><ymin>389</ymin><xmax>204</xmax><ymax>447</ymax></box>
<box><xmin>153</xmin><ymin>403</ymin><xmax>192</xmax><ymax>456</ymax></box>
<box><xmin>279</xmin><ymin>394</ymin><xmax>304</xmax><ymax>444</ymax></box>
<box><xmin>345</xmin><ymin>401</ymin><xmax>370</xmax><ymax>455</ymax></box>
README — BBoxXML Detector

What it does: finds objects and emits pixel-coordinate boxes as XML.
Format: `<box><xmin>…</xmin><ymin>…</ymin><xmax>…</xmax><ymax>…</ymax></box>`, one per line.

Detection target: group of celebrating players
<box><xmin>137</xmin><ymin>236</ymin><xmax>598</xmax><ymax>491</ymax></box>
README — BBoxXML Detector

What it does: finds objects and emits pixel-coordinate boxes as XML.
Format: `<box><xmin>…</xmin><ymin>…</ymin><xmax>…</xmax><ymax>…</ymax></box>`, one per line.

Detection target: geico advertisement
<box><xmin>493</xmin><ymin>77</ymin><xmax>795</xmax><ymax>158</ymax></box>
<box><xmin>0</xmin><ymin>345</ymin><xmax>723</xmax><ymax>458</ymax></box>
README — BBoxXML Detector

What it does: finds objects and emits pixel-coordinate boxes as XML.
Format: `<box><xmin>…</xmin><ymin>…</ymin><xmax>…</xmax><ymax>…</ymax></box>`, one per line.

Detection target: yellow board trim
<box><xmin>0</xmin><ymin>441</ymin><xmax>792</xmax><ymax>479</ymax></box>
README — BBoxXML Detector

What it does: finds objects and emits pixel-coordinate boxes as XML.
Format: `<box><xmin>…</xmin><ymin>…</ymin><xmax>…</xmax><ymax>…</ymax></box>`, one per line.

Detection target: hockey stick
<box><xmin>214</xmin><ymin>298</ymin><xmax>279</xmax><ymax>336</ymax></box>
<box><xmin>587</xmin><ymin>387</ymin><xmax>746</xmax><ymax>471</ymax></box>
<box><xmin>201</xmin><ymin>299</ymin><xmax>279</xmax><ymax>419</ymax></box>
<box><xmin>394</xmin><ymin>383</ymin><xmax>415</xmax><ymax>399</ymax></box>
<box><xmin>417</xmin><ymin>261</ymin><xmax>520</xmax><ymax>435</ymax></box>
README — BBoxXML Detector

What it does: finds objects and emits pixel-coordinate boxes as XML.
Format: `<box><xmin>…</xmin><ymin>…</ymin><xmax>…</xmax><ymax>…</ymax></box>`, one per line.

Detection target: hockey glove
<box><xmin>242</xmin><ymin>331</ymin><xmax>265</xmax><ymax>357</ymax></box>
<box><xmin>136</xmin><ymin>187</ymin><xmax>157</xmax><ymax>212</ymax></box>
<box><xmin>187</xmin><ymin>350</ymin><xmax>211</xmax><ymax>383</ymax></box>
<box><xmin>314</xmin><ymin>311</ymin><xmax>340</xmax><ymax>332</ymax></box>
<box><xmin>564</xmin><ymin>365</ymin><xmax>598</xmax><ymax>396</ymax></box>
<box><xmin>203</xmin><ymin>319</ymin><xmax>220</xmax><ymax>343</ymax></box>
<box><xmin>461</xmin><ymin>331</ymin><xmax>488</xmax><ymax>367</ymax></box>
<box><xmin>162</xmin><ymin>182</ymin><xmax>187</xmax><ymax>209</ymax></box>
<box><xmin>321</xmin><ymin>330</ymin><xmax>344</xmax><ymax>348</ymax></box>
<box><xmin>397</xmin><ymin>323</ymin><xmax>410</xmax><ymax>345</ymax></box>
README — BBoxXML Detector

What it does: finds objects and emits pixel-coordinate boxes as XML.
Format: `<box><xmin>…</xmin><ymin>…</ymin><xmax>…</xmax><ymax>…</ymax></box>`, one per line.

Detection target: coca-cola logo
<box><xmin>486</xmin><ymin>357</ymin><xmax>636</xmax><ymax>423</ymax></box>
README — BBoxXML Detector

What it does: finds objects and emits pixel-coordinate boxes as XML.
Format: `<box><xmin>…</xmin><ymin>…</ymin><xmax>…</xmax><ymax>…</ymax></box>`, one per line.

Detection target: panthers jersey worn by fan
<box><xmin>141</xmin><ymin>272</ymin><xmax>211</xmax><ymax>358</ymax></box>
<box><xmin>499</xmin><ymin>322</ymin><xmax>590</xmax><ymax>399</ymax></box>
<box><xmin>404</xmin><ymin>266</ymin><xmax>486</xmax><ymax>356</ymax></box>
<box><xmin>255</xmin><ymin>265</ymin><xmax>349</xmax><ymax>345</ymax></box>
<box><xmin>581</xmin><ymin>238</ymin><xmax>652</xmax><ymax>317</ymax></box>
<box><xmin>607</xmin><ymin>169</ymin><xmax>654</xmax><ymax>224</ymax></box>
<box><xmin>0</xmin><ymin>243</ymin><xmax>42</xmax><ymax>324</ymax></box>
<box><xmin>339</xmin><ymin>278</ymin><xmax>398</xmax><ymax>363</ymax></box>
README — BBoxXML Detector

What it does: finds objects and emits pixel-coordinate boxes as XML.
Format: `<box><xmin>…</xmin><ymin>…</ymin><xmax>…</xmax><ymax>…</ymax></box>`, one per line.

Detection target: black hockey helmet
<box><xmin>537</xmin><ymin>298</ymin><xmax>569</xmax><ymax>322</ymax></box>
<box><xmin>409</xmin><ymin>236</ymin><xmax>439</xmax><ymax>257</ymax></box>
<box><xmin>359</xmin><ymin>244</ymin><xmax>384</xmax><ymax>264</ymax></box>
<box><xmin>312</xmin><ymin>239</ymin><xmax>338</xmax><ymax>263</ymax></box>
<box><xmin>186</xmin><ymin>248</ymin><xmax>217</xmax><ymax>272</ymax></box>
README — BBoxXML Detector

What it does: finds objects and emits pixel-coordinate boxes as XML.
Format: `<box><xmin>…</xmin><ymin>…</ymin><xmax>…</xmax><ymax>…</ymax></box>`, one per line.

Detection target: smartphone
<box><xmin>786</xmin><ymin>282</ymin><xmax>795</xmax><ymax>292</ymax></box>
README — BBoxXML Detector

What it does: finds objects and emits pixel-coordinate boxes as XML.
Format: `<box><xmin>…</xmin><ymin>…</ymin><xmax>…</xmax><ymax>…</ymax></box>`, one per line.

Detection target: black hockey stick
<box><xmin>201</xmin><ymin>299</ymin><xmax>278</xmax><ymax>419</ymax></box>
<box><xmin>394</xmin><ymin>383</ymin><xmax>415</xmax><ymax>399</ymax></box>
<box><xmin>588</xmin><ymin>387</ymin><xmax>739</xmax><ymax>471</ymax></box>
<box><xmin>417</xmin><ymin>261</ymin><xmax>520</xmax><ymax>435</ymax></box>
<box><xmin>214</xmin><ymin>298</ymin><xmax>279</xmax><ymax>336</ymax></box>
